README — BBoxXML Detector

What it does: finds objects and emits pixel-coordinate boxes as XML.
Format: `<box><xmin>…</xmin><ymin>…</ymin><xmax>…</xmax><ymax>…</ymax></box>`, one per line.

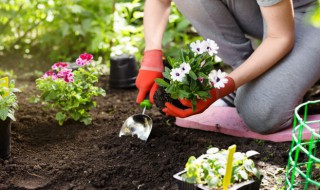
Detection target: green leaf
<box><xmin>70</xmin><ymin>111</ymin><xmax>81</xmax><ymax>121</ymax></box>
<box><xmin>177</xmin><ymin>18</ymin><xmax>190</xmax><ymax>31</ymax></box>
<box><xmin>67</xmin><ymin>5</ymin><xmax>84</xmax><ymax>14</ymax></box>
<box><xmin>167</xmin><ymin>56</ymin><xmax>174</xmax><ymax>67</ymax></box>
<box><xmin>190</xmin><ymin>79</ymin><xmax>197</xmax><ymax>91</ymax></box>
<box><xmin>198</xmin><ymin>72</ymin><xmax>207</xmax><ymax>78</ymax></box>
<box><xmin>0</xmin><ymin>108</ymin><xmax>8</xmax><ymax>121</ymax></box>
<box><xmin>81</xmin><ymin>117</ymin><xmax>92</xmax><ymax>125</ymax></box>
<box><xmin>56</xmin><ymin>112</ymin><xmax>66</xmax><ymax>126</ymax></box>
<box><xmin>163</xmin><ymin>67</ymin><xmax>172</xmax><ymax>80</ymax></box>
<box><xmin>178</xmin><ymin>90</ymin><xmax>190</xmax><ymax>99</ymax></box>
<box><xmin>197</xmin><ymin>91</ymin><xmax>210</xmax><ymax>99</ymax></box>
<box><xmin>155</xmin><ymin>78</ymin><xmax>169</xmax><ymax>87</ymax></box>
<box><xmin>166</xmin><ymin>84</ymin><xmax>174</xmax><ymax>94</ymax></box>
<box><xmin>189</xmin><ymin>70</ymin><xmax>197</xmax><ymax>80</ymax></box>
<box><xmin>180</xmin><ymin>49</ymin><xmax>185</xmax><ymax>62</ymax></box>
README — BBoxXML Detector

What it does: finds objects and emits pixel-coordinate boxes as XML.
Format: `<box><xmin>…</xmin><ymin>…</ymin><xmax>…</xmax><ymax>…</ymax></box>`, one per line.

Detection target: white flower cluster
<box><xmin>190</xmin><ymin>39</ymin><xmax>219</xmax><ymax>56</ymax></box>
<box><xmin>169</xmin><ymin>39</ymin><xmax>228</xmax><ymax>89</ymax></box>
<box><xmin>170</xmin><ymin>62</ymin><xmax>191</xmax><ymax>82</ymax></box>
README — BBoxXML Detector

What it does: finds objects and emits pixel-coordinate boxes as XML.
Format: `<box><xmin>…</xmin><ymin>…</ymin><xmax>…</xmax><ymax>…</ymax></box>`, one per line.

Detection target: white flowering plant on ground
<box><xmin>182</xmin><ymin>147</ymin><xmax>261</xmax><ymax>189</ymax></box>
<box><xmin>155</xmin><ymin>39</ymin><xmax>228</xmax><ymax>111</ymax></box>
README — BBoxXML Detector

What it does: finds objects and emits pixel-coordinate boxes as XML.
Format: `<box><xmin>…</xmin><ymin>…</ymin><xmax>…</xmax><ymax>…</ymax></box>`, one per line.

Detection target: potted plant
<box><xmin>173</xmin><ymin>147</ymin><xmax>262</xmax><ymax>190</ymax></box>
<box><xmin>0</xmin><ymin>78</ymin><xmax>20</xmax><ymax>159</ymax></box>
<box><xmin>34</xmin><ymin>53</ymin><xmax>106</xmax><ymax>125</ymax></box>
<box><xmin>154</xmin><ymin>39</ymin><xmax>225</xmax><ymax>111</ymax></box>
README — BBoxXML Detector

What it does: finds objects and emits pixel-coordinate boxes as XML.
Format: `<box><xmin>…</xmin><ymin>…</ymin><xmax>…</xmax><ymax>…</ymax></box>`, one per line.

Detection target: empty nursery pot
<box><xmin>0</xmin><ymin>118</ymin><xmax>12</xmax><ymax>159</ymax></box>
<box><xmin>109</xmin><ymin>54</ymin><xmax>138</xmax><ymax>89</ymax></box>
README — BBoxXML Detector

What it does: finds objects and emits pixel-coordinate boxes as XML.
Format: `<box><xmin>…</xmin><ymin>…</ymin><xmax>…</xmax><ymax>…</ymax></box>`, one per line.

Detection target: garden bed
<box><xmin>0</xmin><ymin>54</ymin><xmax>318</xmax><ymax>190</ymax></box>
<box><xmin>0</xmin><ymin>77</ymin><xmax>289</xmax><ymax>190</ymax></box>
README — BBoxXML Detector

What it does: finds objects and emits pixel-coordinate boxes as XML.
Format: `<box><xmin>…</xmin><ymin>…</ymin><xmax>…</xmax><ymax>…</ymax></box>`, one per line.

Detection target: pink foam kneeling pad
<box><xmin>175</xmin><ymin>105</ymin><xmax>320</xmax><ymax>142</ymax></box>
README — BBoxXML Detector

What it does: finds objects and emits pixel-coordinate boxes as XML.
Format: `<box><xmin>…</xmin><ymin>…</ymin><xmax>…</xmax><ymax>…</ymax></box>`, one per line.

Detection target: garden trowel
<box><xmin>119</xmin><ymin>98</ymin><xmax>153</xmax><ymax>141</ymax></box>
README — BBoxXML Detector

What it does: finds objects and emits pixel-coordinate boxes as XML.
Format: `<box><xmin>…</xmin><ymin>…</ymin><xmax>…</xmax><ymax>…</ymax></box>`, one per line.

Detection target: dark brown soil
<box><xmin>0</xmin><ymin>53</ymin><xmax>319</xmax><ymax>190</ymax></box>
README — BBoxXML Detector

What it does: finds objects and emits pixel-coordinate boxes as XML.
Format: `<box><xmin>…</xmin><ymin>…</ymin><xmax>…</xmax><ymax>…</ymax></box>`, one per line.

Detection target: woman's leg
<box><xmin>173</xmin><ymin>0</ymin><xmax>263</xmax><ymax>68</ymax></box>
<box><xmin>235</xmin><ymin>2</ymin><xmax>320</xmax><ymax>134</ymax></box>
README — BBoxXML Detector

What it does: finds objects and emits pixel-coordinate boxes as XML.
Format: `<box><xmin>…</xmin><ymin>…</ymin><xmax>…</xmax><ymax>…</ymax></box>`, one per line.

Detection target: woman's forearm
<box><xmin>228</xmin><ymin>0</ymin><xmax>294</xmax><ymax>88</ymax></box>
<box><xmin>229</xmin><ymin>35</ymin><xmax>294</xmax><ymax>88</ymax></box>
<box><xmin>144</xmin><ymin>0</ymin><xmax>172</xmax><ymax>50</ymax></box>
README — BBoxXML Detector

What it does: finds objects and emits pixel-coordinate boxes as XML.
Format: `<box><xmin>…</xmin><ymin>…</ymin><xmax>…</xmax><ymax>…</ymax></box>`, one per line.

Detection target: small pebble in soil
<box><xmin>132</xmin><ymin>180</ymin><xmax>139</xmax><ymax>186</ymax></box>
<box><xmin>33</xmin><ymin>164</ymin><xmax>42</xmax><ymax>170</ymax></box>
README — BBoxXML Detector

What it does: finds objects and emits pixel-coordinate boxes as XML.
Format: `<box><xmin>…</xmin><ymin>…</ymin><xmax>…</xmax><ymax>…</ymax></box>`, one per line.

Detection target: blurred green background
<box><xmin>0</xmin><ymin>0</ymin><xmax>200</xmax><ymax>69</ymax></box>
<box><xmin>0</xmin><ymin>0</ymin><xmax>319</xmax><ymax>71</ymax></box>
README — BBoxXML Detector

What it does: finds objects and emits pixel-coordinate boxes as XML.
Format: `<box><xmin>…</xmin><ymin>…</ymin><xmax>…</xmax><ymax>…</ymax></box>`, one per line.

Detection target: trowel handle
<box><xmin>140</xmin><ymin>95</ymin><xmax>152</xmax><ymax>110</ymax></box>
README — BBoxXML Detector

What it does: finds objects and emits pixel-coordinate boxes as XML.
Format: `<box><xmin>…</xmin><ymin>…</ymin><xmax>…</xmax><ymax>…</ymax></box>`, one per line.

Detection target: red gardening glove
<box><xmin>162</xmin><ymin>76</ymin><xmax>236</xmax><ymax>118</ymax></box>
<box><xmin>136</xmin><ymin>50</ymin><xmax>164</xmax><ymax>104</ymax></box>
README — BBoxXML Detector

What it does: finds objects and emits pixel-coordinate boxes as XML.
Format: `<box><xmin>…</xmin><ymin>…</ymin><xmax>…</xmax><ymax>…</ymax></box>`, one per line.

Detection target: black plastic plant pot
<box><xmin>109</xmin><ymin>54</ymin><xmax>138</xmax><ymax>89</ymax></box>
<box><xmin>0</xmin><ymin>118</ymin><xmax>12</xmax><ymax>159</ymax></box>
<box><xmin>154</xmin><ymin>86</ymin><xmax>189</xmax><ymax>115</ymax></box>
<box><xmin>173</xmin><ymin>171</ymin><xmax>263</xmax><ymax>190</ymax></box>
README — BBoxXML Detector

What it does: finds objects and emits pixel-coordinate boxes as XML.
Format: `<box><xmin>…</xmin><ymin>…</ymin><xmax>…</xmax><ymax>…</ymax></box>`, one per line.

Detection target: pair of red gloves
<box><xmin>135</xmin><ymin>50</ymin><xmax>236</xmax><ymax>118</ymax></box>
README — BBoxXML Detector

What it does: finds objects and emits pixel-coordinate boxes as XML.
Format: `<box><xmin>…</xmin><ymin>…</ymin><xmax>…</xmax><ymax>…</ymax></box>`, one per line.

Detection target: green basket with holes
<box><xmin>285</xmin><ymin>100</ymin><xmax>320</xmax><ymax>190</ymax></box>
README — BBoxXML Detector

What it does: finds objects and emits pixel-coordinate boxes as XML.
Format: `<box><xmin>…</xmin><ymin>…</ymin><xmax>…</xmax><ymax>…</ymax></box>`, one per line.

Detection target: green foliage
<box><xmin>111</xmin><ymin>0</ymin><xmax>144</xmax><ymax>61</ymax></box>
<box><xmin>35</xmin><ymin>63</ymin><xmax>106</xmax><ymax>126</ymax></box>
<box><xmin>0</xmin><ymin>0</ymin><xmax>201</xmax><ymax>64</ymax></box>
<box><xmin>183</xmin><ymin>147</ymin><xmax>261</xmax><ymax>189</ymax></box>
<box><xmin>0</xmin><ymin>0</ymin><xmax>114</xmax><ymax>61</ymax></box>
<box><xmin>310</xmin><ymin>1</ymin><xmax>320</xmax><ymax>27</ymax></box>
<box><xmin>163</xmin><ymin>3</ymin><xmax>202</xmax><ymax>58</ymax></box>
<box><xmin>0</xmin><ymin>68</ymin><xmax>16</xmax><ymax>79</ymax></box>
<box><xmin>0</xmin><ymin>80</ymin><xmax>20</xmax><ymax>121</ymax></box>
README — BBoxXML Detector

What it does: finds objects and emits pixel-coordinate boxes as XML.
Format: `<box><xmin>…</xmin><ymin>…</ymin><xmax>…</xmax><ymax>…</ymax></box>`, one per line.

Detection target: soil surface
<box><xmin>0</xmin><ymin>53</ymin><xmax>319</xmax><ymax>190</ymax></box>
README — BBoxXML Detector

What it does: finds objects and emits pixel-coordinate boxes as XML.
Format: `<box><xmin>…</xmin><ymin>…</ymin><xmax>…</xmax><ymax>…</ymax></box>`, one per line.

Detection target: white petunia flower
<box><xmin>170</xmin><ymin>68</ymin><xmax>185</xmax><ymax>82</ymax></box>
<box><xmin>203</xmin><ymin>39</ymin><xmax>219</xmax><ymax>56</ymax></box>
<box><xmin>179</xmin><ymin>62</ymin><xmax>191</xmax><ymax>74</ymax></box>
<box><xmin>208</xmin><ymin>69</ymin><xmax>228</xmax><ymax>89</ymax></box>
<box><xmin>190</xmin><ymin>40</ymin><xmax>206</xmax><ymax>54</ymax></box>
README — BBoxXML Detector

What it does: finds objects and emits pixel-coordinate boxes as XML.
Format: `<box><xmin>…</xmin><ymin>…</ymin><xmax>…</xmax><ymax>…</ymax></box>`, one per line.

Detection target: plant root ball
<box><xmin>154</xmin><ymin>87</ymin><xmax>188</xmax><ymax>115</ymax></box>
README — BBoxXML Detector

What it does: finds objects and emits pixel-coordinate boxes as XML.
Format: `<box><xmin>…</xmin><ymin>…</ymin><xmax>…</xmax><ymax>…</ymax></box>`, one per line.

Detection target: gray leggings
<box><xmin>173</xmin><ymin>0</ymin><xmax>320</xmax><ymax>134</ymax></box>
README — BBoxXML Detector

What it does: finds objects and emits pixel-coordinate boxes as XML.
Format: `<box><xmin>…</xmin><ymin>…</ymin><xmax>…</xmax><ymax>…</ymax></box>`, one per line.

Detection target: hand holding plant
<box><xmin>35</xmin><ymin>53</ymin><xmax>106</xmax><ymax>125</ymax></box>
<box><xmin>155</xmin><ymin>39</ymin><xmax>235</xmax><ymax>117</ymax></box>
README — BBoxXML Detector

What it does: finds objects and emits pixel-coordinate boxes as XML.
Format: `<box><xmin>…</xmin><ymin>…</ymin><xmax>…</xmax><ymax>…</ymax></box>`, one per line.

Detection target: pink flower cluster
<box><xmin>42</xmin><ymin>53</ymin><xmax>93</xmax><ymax>83</ymax></box>
<box><xmin>76</xmin><ymin>53</ymin><xmax>93</xmax><ymax>66</ymax></box>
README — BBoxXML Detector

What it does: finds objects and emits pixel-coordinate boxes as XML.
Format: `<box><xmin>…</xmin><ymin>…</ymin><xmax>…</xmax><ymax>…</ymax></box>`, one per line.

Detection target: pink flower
<box><xmin>76</xmin><ymin>53</ymin><xmax>93</xmax><ymax>66</ymax></box>
<box><xmin>57</xmin><ymin>68</ymin><xmax>74</xmax><ymax>83</ymax></box>
<box><xmin>198</xmin><ymin>77</ymin><xmax>204</xmax><ymax>83</ymax></box>
<box><xmin>64</xmin><ymin>72</ymin><xmax>74</xmax><ymax>83</ymax></box>
<box><xmin>42</xmin><ymin>70</ymin><xmax>58</xmax><ymax>80</ymax></box>
<box><xmin>52</xmin><ymin>62</ymin><xmax>68</xmax><ymax>70</ymax></box>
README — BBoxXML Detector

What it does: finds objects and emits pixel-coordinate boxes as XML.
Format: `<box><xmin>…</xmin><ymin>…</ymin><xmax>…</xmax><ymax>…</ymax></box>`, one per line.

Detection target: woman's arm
<box><xmin>144</xmin><ymin>0</ymin><xmax>172</xmax><ymax>50</ymax></box>
<box><xmin>229</xmin><ymin>0</ymin><xmax>295</xmax><ymax>88</ymax></box>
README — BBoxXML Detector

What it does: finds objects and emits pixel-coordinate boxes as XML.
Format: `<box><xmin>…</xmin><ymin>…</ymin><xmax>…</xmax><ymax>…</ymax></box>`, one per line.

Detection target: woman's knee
<box><xmin>238</xmin><ymin>106</ymin><xmax>293</xmax><ymax>134</ymax></box>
